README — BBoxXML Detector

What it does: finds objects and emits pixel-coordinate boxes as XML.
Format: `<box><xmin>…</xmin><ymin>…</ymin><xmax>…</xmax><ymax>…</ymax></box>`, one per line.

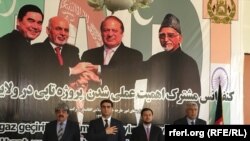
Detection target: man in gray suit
<box><xmin>173</xmin><ymin>102</ymin><xmax>206</xmax><ymax>125</ymax></box>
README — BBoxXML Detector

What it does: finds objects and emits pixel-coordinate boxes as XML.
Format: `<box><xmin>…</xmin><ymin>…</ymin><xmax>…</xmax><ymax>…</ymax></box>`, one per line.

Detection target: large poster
<box><xmin>0</xmin><ymin>0</ymin><xmax>246</xmax><ymax>140</ymax></box>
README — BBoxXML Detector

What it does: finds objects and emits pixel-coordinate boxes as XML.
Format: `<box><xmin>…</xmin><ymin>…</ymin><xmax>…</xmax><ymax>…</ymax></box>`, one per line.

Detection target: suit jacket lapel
<box><xmin>52</xmin><ymin>121</ymin><xmax>59</xmax><ymax>141</ymax></box>
<box><xmin>97</xmin><ymin>118</ymin><xmax>105</xmax><ymax>129</ymax></box>
<box><xmin>61</xmin><ymin>121</ymin><xmax>69</xmax><ymax>141</ymax></box>
<box><xmin>108</xmin><ymin>43</ymin><xmax>124</xmax><ymax>65</ymax></box>
<box><xmin>149</xmin><ymin>126</ymin><xmax>155</xmax><ymax>141</ymax></box>
<box><xmin>140</xmin><ymin>125</ymin><xmax>148</xmax><ymax>141</ymax></box>
<box><xmin>44</xmin><ymin>38</ymin><xmax>58</xmax><ymax>58</ymax></box>
<box><xmin>44</xmin><ymin>38</ymin><xmax>67</xmax><ymax>67</ymax></box>
<box><xmin>100</xmin><ymin>47</ymin><xmax>105</xmax><ymax>65</ymax></box>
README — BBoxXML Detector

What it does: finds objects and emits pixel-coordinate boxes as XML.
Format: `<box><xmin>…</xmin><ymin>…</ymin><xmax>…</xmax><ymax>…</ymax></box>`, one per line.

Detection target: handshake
<box><xmin>68</xmin><ymin>62</ymin><xmax>101</xmax><ymax>91</ymax></box>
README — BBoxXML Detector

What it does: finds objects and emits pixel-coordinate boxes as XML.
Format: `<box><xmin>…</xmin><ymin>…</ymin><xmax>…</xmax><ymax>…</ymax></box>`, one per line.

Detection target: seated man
<box><xmin>173</xmin><ymin>102</ymin><xmax>206</xmax><ymax>125</ymax></box>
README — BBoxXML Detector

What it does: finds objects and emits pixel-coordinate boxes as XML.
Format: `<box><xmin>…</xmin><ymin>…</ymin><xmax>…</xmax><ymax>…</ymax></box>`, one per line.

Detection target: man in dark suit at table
<box><xmin>130</xmin><ymin>108</ymin><xmax>164</xmax><ymax>141</ymax></box>
<box><xmin>81</xmin><ymin>16</ymin><xmax>143</xmax><ymax>124</ymax></box>
<box><xmin>86</xmin><ymin>99</ymin><xmax>125</xmax><ymax>141</ymax></box>
<box><xmin>173</xmin><ymin>102</ymin><xmax>206</xmax><ymax>125</ymax></box>
<box><xmin>43</xmin><ymin>102</ymin><xmax>80</xmax><ymax>141</ymax></box>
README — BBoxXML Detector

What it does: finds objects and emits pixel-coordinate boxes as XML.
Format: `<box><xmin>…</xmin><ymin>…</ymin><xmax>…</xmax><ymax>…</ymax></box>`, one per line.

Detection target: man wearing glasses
<box><xmin>43</xmin><ymin>102</ymin><xmax>81</xmax><ymax>141</ymax></box>
<box><xmin>143</xmin><ymin>13</ymin><xmax>201</xmax><ymax>125</ymax></box>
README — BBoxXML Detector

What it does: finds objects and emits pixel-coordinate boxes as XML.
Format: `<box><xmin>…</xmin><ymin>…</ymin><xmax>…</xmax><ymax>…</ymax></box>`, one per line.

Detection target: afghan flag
<box><xmin>215</xmin><ymin>84</ymin><xmax>223</xmax><ymax>125</ymax></box>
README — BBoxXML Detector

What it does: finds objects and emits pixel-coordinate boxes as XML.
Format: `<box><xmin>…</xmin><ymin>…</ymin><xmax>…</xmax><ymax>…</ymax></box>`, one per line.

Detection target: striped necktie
<box><xmin>57</xmin><ymin>122</ymin><xmax>64</xmax><ymax>141</ymax></box>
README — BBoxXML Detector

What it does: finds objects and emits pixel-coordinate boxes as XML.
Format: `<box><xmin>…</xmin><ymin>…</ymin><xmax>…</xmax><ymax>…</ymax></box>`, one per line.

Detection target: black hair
<box><xmin>18</xmin><ymin>4</ymin><xmax>44</xmax><ymax>21</ymax></box>
<box><xmin>141</xmin><ymin>108</ymin><xmax>153</xmax><ymax>116</ymax></box>
<box><xmin>100</xmin><ymin>99</ymin><xmax>114</xmax><ymax>107</ymax></box>
<box><xmin>100</xmin><ymin>16</ymin><xmax>124</xmax><ymax>33</ymax></box>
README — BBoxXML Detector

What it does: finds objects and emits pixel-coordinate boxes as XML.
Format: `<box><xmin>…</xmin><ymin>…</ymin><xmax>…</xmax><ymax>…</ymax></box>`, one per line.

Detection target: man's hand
<box><xmin>105</xmin><ymin>126</ymin><xmax>118</xmax><ymax>135</ymax></box>
<box><xmin>68</xmin><ymin>70</ymin><xmax>100</xmax><ymax>91</ymax></box>
<box><xmin>70</xmin><ymin>62</ymin><xmax>98</xmax><ymax>75</ymax></box>
<box><xmin>80</xmin><ymin>71</ymin><xmax>101</xmax><ymax>83</ymax></box>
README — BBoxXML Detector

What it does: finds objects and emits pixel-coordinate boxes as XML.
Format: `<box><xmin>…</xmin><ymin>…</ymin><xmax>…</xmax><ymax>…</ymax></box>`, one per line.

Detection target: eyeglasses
<box><xmin>55</xmin><ymin>109</ymin><xmax>68</xmax><ymax>113</ymax></box>
<box><xmin>159</xmin><ymin>33</ymin><xmax>179</xmax><ymax>39</ymax></box>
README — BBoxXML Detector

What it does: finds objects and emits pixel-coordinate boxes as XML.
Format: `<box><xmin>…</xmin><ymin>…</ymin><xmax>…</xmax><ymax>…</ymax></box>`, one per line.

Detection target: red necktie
<box><xmin>55</xmin><ymin>47</ymin><xmax>64</xmax><ymax>66</ymax></box>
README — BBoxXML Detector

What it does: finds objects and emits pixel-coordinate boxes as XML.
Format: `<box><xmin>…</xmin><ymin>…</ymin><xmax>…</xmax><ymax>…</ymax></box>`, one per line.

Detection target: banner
<box><xmin>0</xmin><ymin>0</ymin><xmax>247</xmax><ymax>140</ymax></box>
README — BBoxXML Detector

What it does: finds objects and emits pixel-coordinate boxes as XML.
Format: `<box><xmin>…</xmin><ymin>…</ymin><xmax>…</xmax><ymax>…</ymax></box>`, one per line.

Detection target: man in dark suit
<box><xmin>130</xmin><ymin>108</ymin><xmax>164</xmax><ymax>141</ymax></box>
<box><xmin>0</xmin><ymin>4</ymin><xmax>44</xmax><ymax>123</ymax></box>
<box><xmin>33</xmin><ymin>16</ymin><xmax>95</xmax><ymax>89</ymax></box>
<box><xmin>173</xmin><ymin>102</ymin><xmax>206</xmax><ymax>125</ymax></box>
<box><xmin>86</xmin><ymin>99</ymin><xmax>125</xmax><ymax>141</ymax></box>
<box><xmin>31</xmin><ymin>16</ymin><xmax>96</xmax><ymax>122</ymax></box>
<box><xmin>143</xmin><ymin>13</ymin><xmax>201</xmax><ymax>125</ymax></box>
<box><xmin>81</xmin><ymin>16</ymin><xmax>143</xmax><ymax>124</ymax></box>
<box><xmin>81</xmin><ymin>16</ymin><xmax>143</xmax><ymax>92</ymax></box>
<box><xmin>43</xmin><ymin>102</ymin><xmax>80</xmax><ymax>141</ymax></box>
<box><xmin>0</xmin><ymin>4</ymin><xmax>44</xmax><ymax>86</ymax></box>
